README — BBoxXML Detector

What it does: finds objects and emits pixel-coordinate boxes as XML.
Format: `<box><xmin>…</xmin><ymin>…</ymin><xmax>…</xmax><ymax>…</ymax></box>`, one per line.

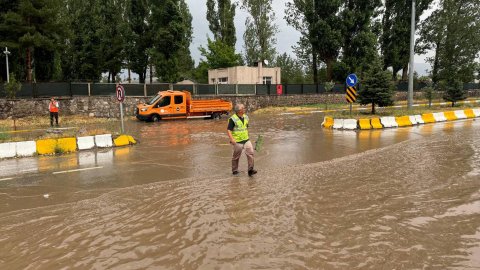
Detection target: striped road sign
<box><xmin>346</xmin><ymin>86</ymin><xmax>358</xmax><ymax>103</ymax></box>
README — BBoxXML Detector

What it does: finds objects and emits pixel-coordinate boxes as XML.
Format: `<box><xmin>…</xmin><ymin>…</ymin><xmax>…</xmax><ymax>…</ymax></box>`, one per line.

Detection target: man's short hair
<box><xmin>234</xmin><ymin>104</ymin><xmax>244</xmax><ymax>113</ymax></box>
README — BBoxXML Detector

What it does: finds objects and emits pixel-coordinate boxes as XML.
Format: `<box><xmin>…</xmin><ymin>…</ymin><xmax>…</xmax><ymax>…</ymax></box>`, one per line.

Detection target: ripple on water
<box><xmin>0</xmin><ymin>126</ymin><xmax>480</xmax><ymax>269</ymax></box>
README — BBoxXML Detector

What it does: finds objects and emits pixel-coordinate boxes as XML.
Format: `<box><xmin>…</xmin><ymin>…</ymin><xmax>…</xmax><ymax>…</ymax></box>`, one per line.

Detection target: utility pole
<box><xmin>408</xmin><ymin>0</ymin><xmax>416</xmax><ymax>110</ymax></box>
<box><xmin>3</xmin><ymin>47</ymin><xmax>10</xmax><ymax>83</ymax></box>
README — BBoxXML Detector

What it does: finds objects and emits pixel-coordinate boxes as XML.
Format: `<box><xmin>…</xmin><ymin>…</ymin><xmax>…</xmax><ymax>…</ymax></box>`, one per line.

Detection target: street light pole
<box><xmin>3</xmin><ymin>47</ymin><xmax>10</xmax><ymax>83</ymax></box>
<box><xmin>408</xmin><ymin>0</ymin><xmax>416</xmax><ymax>110</ymax></box>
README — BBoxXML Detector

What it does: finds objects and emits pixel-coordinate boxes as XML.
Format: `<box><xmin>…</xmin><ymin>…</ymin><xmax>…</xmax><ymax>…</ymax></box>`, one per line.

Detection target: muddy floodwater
<box><xmin>0</xmin><ymin>114</ymin><xmax>479</xmax><ymax>269</ymax></box>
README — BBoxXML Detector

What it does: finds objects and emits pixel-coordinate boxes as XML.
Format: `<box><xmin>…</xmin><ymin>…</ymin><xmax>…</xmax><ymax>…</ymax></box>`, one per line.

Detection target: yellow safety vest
<box><xmin>230</xmin><ymin>114</ymin><xmax>249</xmax><ymax>142</ymax></box>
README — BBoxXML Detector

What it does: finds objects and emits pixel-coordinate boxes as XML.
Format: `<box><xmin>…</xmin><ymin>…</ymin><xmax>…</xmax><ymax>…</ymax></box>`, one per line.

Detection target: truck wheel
<box><xmin>151</xmin><ymin>115</ymin><xmax>161</xmax><ymax>122</ymax></box>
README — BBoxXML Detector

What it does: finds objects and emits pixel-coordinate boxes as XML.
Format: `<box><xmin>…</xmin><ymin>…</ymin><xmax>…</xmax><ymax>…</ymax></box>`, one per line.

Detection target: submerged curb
<box><xmin>322</xmin><ymin>108</ymin><xmax>480</xmax><ymax>130</ymax></box>
<box><xmin>0</xmin><ymin>134</ymin><xmax>137</xmax><ymax>159</ymax></box>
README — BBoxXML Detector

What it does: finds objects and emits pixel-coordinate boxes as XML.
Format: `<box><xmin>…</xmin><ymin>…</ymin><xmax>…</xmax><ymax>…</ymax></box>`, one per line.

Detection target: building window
<box><xmin>211</xmin><ymin>78</ymin><xmax>216</xmax><ymax>84</ymax></box>
<box><xmin>263</xmin><ymin>76</ymin><xmax>272</xmax><ymax>84</ymax></box>
<box><xmin>218</xmin><ymin>77</ymin><xmax>228</xmax><ymax>84</ymax></box>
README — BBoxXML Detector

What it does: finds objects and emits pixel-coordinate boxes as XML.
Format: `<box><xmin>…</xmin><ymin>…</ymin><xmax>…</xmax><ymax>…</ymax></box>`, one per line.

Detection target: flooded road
<box><xmin>0</xmin><ymin>114</ymin><xmax>479</xmax><ymax>269</ymax></box>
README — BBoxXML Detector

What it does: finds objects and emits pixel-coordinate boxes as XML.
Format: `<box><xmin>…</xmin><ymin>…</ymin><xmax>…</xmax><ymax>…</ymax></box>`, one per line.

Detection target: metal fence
<box><xmin>0</xmin><ymin>82</ymin><xmax>479</xmax><ymax>98</ymax></box>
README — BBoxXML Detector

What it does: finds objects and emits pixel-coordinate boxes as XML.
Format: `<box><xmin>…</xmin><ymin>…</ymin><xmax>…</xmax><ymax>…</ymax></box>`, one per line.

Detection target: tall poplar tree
<box><xmin>381</xmin><ymin>0</ymin><xmax>433</xmax><ymax>80</ymax></box>
<box><xmin>64</xmin><ymin>0</ymin><xmax>104</xmax><ymax>81</ymax></box>
<box><xmin>150</xmin><ymin>0</ymin><xmax>193</xmax><ymax>82</ymax></box>
<box><xmin>98</xmin><ymin>0</ymin><xmax>126</xmax><ymax>82</ymax></box>
<box><xmin>125</xmin><ymin>0</ymin><xmax>152</xmax><ymax>83</ymax></box>
<box><xmin>240</xmin><ymin>0</ymin><xmax>278</xmax><ymax>66</ymax></box>
<box><xmin>206</xmin><ymin>0</ymin><xmax>236</xmax><ymax>47</ymax></box>
<box><xmin>286</xmin><ymin>0</ymin><xmax>343</xmax><ymax>82</ymax></box>
<box><xmin>340</xmin><ymin>0</ymin><xmax>381</xmax><ymax>78</ymax></box>
<box><xmin>418</xmin><ymin>0</ymin><xmax>480</xmax><ymax>84</ymax></box>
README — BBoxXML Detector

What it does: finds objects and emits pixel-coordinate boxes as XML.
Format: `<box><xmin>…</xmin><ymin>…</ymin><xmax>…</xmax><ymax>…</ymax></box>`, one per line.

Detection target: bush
<box><xmin>3</xmin><ymin>73</ymin><xmax>22</xmax><ymax>99</ymax></box>
<box><xmin>443</xmin><ymin>80</ymin><xmax>466</xmax><ymax>107</ymax></box>
<box><xmin>422</xmin><ymin>80</ymin><xmax>434</xmax><ymax>107</ymax></box>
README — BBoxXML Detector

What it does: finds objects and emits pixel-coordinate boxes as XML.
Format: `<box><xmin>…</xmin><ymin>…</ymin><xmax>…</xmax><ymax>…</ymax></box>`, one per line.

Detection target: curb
<box><xmin>322</xmin><ymin>108</ymin><xmax>480</xmax><ymax>130</ymax></box>
<box><xmin>0</xmin><ymin>134</ymin><xmax>137</xmax><ymax>159</ymax></box>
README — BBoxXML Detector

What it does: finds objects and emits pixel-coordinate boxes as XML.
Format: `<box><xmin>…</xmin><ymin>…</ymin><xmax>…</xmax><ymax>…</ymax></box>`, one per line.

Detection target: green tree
<box><xmin>340</xmin><ymin>0</ymin><xmax>381</xmax><ymax>78</ymax></box>
<box><xmin>286</xmin><ymin>0</ymin><xmax>344</xmax><ymax>81</ymax></box>
<box><xmin>240</xmin><ymin>0</ymin><xmax>278</xmax><ymax>66</ymax></box>
<box><xmin>381</xmin><ymin>0</ymin><xmax>433</xmax><ymax>80</ymax></box>
<box><xmin>206</xmin><ymin>0</ymin><xmax>237</xmax><ymax>47</ymax></box>
<box><xmin>437</xmin><ymin>0</ymin><xmax>479</xmax><ymax>83</ymax></box>
<box><xmin>192</xmin><ymin>61</ymin><xmax>210</xmax><ymax>84</ymax></box>
<box><xmin>150</xmin><ymin>0</ymin><xmax>193</xmax><ymax>82</ymax></box>
<box><xmin>274</xmin><ymin>53</ymin><xmax>306</xmax><ymax>84</ymax></box>
<box><xmin>64</xmin><ymin>0</ymin><xmax>104</xmax><ymax>81</ymax></box>
<box><xmin>357</xmin><ymin>58</ymin><xmax>394</xmax><ymax>114</ymax></box>
<box><xmin>422</xmin><ymin>80</ymin><xmax>434</xmax><ymax>107</ymax></box>
<box><xmin>285</xmin><ymin>0</ymin><xmax>320</xmax><ymax>83</ymax></box>
<box><xmin>0</xmin><ymin>0</ymin><xmax>67</xmax><ymax>82</ymax></box>
<box><xmin>98</xmin><ymin>0</ymin><xmax>126</xmax><ymax>82</ymax></box>
<box><xmin>176</xmin><ymin>0</ymin><xmax>194</xmax><ymax>80</ymax></box>
<box><xmin>199</xmin><ymin>38</ymin><xmax>242</xmax><ymax>69</ymax></box>
<box><xmin>124</xmin><ymin>0</ymin><xmax>152</xmax><ymax>83</ymax></box>
<box><xmin>443</xmin><ymin>80</ymin><xmax>466</xmax><ymax>106</ymax></box>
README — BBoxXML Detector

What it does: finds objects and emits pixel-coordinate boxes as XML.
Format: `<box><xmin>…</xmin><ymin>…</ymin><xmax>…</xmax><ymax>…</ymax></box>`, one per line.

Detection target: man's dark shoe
<box><xmin>232</xmin><ymin>171</ymin><xmax>239</xmax><ymax>175</ymax></box>
<box><xmin>248</xmin><ymin>169</ymin><xmax>257</xmax><ymax>177</ymax></box>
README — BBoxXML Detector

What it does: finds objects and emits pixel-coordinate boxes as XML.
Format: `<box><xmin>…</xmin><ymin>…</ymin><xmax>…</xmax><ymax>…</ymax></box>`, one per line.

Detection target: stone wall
<box><xmin>1</xmin><ymin>90</ymin><xmax>479</xmax><ymax>119</ymax></box>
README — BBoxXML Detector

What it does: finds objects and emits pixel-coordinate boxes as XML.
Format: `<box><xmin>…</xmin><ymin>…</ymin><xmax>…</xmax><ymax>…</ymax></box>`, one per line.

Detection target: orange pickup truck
<box><xmin>135</xmin><ymin>90</ymin><xmax>232</xmax><ymax>122</ymax></box>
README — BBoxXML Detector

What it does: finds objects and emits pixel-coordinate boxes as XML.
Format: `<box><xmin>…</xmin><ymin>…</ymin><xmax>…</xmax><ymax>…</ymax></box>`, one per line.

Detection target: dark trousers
<box><xmin>50</xmin><ymin>112</ymin><xmax>59</xmax><ymax>126</ymax></box>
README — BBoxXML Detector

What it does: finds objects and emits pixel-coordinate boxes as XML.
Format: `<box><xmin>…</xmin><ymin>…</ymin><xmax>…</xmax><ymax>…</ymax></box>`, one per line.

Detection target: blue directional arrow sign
<box><xmin>346</xmin><ymin>74</ymin><xmax>358</xmax><ymax>87</ymax></box>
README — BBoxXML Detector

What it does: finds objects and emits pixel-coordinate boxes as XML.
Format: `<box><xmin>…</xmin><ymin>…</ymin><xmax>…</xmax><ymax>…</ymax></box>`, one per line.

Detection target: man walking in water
<box><xmin>227</xmin><ymin>103</ymin><xmax>257</xmax><ymax>176</ymax></box>
<box><xmin>49</xmin><ymin>97</ymin><xmax>59</xmax><ymax>127</ymax></box>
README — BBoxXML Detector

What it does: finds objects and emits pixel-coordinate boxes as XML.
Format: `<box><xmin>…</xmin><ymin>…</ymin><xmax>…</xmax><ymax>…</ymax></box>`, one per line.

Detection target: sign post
<box><xmin>116</xmin><ymin>84</ymin><xmax>125</xmax><ymax>133</ymax></box>
<box><xmin>345</xmin><ymin>74</ymin><xmax>359</xmax><ymax>116</ymax></box>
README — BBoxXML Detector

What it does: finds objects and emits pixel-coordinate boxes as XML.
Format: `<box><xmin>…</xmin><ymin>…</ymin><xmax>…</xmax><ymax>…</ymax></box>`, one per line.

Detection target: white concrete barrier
<box><xmin>77</xmin><ymin>136</ymin><xmax>95</xmax><ymax>150</ymax></box>
<box><xmin>433</xmin><ymin>112</ymin><xmax>446</xmax><ymax>122</ymax></box>
<box><xmin>380</xmin><ymin>117</ymin><xmax>392</xmax><ymax>128</ymax></box>
<box><xmin>473</xmin><ymin>109</ymin><xmax>480</xmax><ymax>117</ymax></box>
<box><xmin>414</xmin><ymin>115</ymin><xmax>425</xmax><ymax>124</ymax></box>
<box><xmin>333</xmin><ymin>119</ymin><xmax>344</xmax><ymax>129</ymax></box>
<box><xmin>95</xmin><ymin>134</ymin><xmax>113</xmax><ymax>148</ymax></box>
<box><xmin>389</xmin><ymin>117</ymin><xmax>399</xmax><ymax>127</ymax></box>
<box><xmin>0</xmin><ymin>142</ymin><xmax>16</xmax><ymax>159</ymax></box>
<box><xmin>16</xmin><ymin>141</ymin><xmax>37</xmax><ymax>157</ymax></box>
<box><xmin>409</xmin><ymin>116</ymin><xmax>418</xmax><ymax>125</ymax></box>
<box><xmin>343</xmin><ymin>119</ymin><xmax>358</xmax><ymax>130</ymax></box>
<box><xmin>381</xmin><ymin>117</ymin><xmax>398</xmax><ymax>128</ymax></box>
<box><xmin>454</xmin><ymin>110</ymin><xmax>467</xmax><ymax>119</ymax></box>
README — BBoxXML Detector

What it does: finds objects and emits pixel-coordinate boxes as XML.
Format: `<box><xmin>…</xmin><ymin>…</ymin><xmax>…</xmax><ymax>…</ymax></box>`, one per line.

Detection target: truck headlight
<box><xmin>141</xmin><ymin>108</ymin><xmax>148</xmax><ymax>112</ymax></box>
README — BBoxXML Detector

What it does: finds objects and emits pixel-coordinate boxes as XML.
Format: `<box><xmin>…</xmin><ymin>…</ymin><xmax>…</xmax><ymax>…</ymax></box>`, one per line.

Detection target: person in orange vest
<box><xmin>49</xmin><ymin>97</ymin><xmax>59</xmax><ymax>127</ymax></box>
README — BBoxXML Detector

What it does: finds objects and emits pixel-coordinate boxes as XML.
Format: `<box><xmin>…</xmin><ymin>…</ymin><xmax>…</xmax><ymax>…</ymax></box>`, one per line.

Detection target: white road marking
<box><xmin>20</xmin><ymin>168</ymin><xmax>37</xmax><ymax>173</ymax></box>
<box><xmin>53</xmin><ymin>166</ymin><xmax>103</xmax><ymax>175</ymax></box>
<box><xmin>0</xmin><ymin>178</ymin><xmax>14</xmax><ymax>182</ymax></box>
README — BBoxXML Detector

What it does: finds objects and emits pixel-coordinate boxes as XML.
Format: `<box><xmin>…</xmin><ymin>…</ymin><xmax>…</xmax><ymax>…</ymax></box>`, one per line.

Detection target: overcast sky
<box><xmin>186</xmin><ymin>0</ymin><xmax>434</xmax><ymax>74</ymax></box>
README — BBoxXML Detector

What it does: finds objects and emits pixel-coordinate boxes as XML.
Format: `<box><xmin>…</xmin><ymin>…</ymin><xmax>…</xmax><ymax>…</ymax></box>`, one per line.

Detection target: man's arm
<box><xmin>227</xmin><ymin>118</ymin><xmax>236</xmax><ymax>145</ymax></box>
<box><xmin>227</xmin><ymin>130</ymin><xmax>236</xmax><ymax>145</ymax></box>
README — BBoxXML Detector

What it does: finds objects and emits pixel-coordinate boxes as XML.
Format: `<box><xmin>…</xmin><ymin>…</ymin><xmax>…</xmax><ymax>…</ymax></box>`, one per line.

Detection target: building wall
<box><xmin>209</xmin><ymin>65</ymin><xmax>281</xmax><ymax>84</ymax></box>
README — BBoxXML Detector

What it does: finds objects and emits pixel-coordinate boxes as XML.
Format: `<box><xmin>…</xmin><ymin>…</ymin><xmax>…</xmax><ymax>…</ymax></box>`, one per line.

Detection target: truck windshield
<box><xmin>147</xmin><ymin>95</ymin><xmax>161</xmax><ymax>105</ymax></box>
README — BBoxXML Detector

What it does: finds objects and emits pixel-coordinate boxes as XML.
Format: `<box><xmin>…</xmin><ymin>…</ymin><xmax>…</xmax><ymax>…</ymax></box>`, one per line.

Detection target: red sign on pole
<box><xmin>276</xmin><ymin>84</ymin><xmax>283</xmax><ymax>95</ymax></box>
<box><xmin>116</xmin><ymin>84</ymin><xmax>125</xmax><ymax>102</ymax></box>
